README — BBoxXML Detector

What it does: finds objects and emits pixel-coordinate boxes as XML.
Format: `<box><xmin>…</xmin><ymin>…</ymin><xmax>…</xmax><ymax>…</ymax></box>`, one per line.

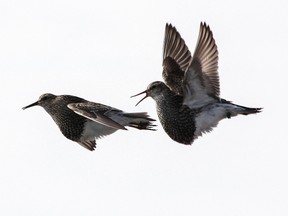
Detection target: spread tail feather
<box><xmin>224</xmin><ymin>102</ymin><xmax>262</xmax><ymax>118</ymax></box>
<box><xmin>123</xmin><ymin>112</ymin><xmax>157</xmax><ymax>131</ymax></box>
<box><xmin>237</xmin><ymin>106</ymin><xmax>262</xmax><ymax>115</ymax></box>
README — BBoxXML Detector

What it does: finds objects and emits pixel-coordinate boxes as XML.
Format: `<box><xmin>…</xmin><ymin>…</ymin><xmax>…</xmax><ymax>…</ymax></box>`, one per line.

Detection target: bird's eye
<box><xmin>40</xmin><ymin>94</ymin><xmax>50</xmax><ymax>101</ymax></box>
<box><xmin>41</xmin><ymin>96</ymin><xmax>48</xmax><ymax>100</ymax></box>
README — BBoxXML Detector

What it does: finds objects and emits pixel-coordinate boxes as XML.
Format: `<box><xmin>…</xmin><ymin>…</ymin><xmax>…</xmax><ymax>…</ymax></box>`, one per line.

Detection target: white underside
<box><xmin>194</xmin><ymin>103</ymin><xmax>242</xmax><ymax>138</ymax></box>
<box><xmin>79</xmin><ymin>113</ymin><xmax>145</xmax><ymax>143</ymax></box>
<box><xmin>80</xmin><ymin>121</ymin><xmax>118</xmax><ymax>142</ymax></box>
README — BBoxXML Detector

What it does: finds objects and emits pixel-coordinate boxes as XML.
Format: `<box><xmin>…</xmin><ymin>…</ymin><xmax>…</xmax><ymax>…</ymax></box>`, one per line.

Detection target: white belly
<box><xmin>81</xmin><ymin>121</ymin><xmax>118</xmax><ymax>141</ymax></box>
<box><xmin>194</xmin><ymin>104</ymin><xmax>228</xmax><ymax>138</ymax></box>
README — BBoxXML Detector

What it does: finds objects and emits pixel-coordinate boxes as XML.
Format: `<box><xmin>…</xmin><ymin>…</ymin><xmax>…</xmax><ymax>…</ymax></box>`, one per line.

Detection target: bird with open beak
<box><xmin>131</xmin><ymin>22</ymin><xmax>262</xmax><ymax>145</ymax></box>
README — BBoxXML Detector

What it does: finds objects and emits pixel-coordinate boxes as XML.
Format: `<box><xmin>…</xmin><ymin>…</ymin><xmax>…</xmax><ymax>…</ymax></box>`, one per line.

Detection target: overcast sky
<box><xmin>1</xmin><ymin>0</ymin><xmax>287</xmax><ymax>215</ymax></box>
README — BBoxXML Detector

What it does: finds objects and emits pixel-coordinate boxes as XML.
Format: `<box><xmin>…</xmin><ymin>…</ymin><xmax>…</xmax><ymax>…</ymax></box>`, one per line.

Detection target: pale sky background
<box><xmin>1</xmin><ymin>0</ymin><xmax>287</xmax><ymax>215</ymax></box>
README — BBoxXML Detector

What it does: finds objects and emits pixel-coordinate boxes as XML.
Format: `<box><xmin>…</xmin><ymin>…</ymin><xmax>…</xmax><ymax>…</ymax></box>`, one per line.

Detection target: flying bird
<box><xmin>23</xmin><ymin>93</ymin><xmax>156</xmax><ymax>150</ymax></box>
<box><xmin>132</xmin><ymin>22</ymin><xmax>262</xmax><ymax>144</ymax></box>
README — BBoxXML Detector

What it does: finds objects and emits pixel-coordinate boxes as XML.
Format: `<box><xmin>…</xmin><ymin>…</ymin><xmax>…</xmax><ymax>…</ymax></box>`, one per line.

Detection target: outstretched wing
<box><xmin>162</xmin><ymin>23</ymin><xmax>192</xmax><ymax>95</ymax></box>
<box><xmin>182</xmin><ymin>22</ymin><xmax>219</xmax><ymax>108</ymax></box>
<box><xmin>67</xmin><ymin>102</ymin><xmax>127</xmax><ymax>130</ymax></box>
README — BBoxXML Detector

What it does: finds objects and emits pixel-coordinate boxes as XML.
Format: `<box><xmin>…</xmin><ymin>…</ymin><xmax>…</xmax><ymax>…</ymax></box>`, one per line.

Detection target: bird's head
<box><xmin>131</xmin><ymin>81</ymin><xmax>168</xmax><ymax>106</ymax></box>
<box><xmin>22</xmin><ymin>93</ymin><xmax>57</xmax><ymax>110</ymax></box>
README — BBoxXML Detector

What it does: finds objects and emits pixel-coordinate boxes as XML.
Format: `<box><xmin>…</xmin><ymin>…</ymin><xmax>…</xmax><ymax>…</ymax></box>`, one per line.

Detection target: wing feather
<box><xmin>162</xmin><ymin>23</ymin><xmax>192</xmax><ymax>95</ymax></box>
<box><xmin>67</xmin><ymin>103</ymin><xmax>127</xmax><ymax>130</ymax></box>
<box><xmin>183</xmin><ymin>22</ymin><xmax>219</xmax><ymax>108</ymax></box>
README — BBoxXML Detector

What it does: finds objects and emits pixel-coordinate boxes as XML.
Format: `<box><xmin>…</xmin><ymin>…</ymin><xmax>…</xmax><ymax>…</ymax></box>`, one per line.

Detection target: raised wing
<box><xmin>162</xmin><ymin>23</ymin><xmax>192</xmax><ymax>95</ymax></box>
<box><xmin>182</xmin><ymin>22</ymin><xmax>219</xmax><ymax>108</ymax></box>
<box><xmin>67</xmin><ymin>102</ymin><xmax>127</xmax><ymax>130</ymax></box>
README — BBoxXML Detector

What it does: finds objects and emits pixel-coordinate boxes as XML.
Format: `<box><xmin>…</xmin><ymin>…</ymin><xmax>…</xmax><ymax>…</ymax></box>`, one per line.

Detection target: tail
<box><xmin>222</xmin><ymin>100</ymin><xmax>262</xmax><ymax>118</ymax></box>
<box><xmin>123</xmin><ymin>112</ymin><xmax>157</xmax><ymax>131</ymax></box>
<box><xmin>236</xmin><ymin>106</ymin><xmax>262</xmax><ymax>115</ymax></box>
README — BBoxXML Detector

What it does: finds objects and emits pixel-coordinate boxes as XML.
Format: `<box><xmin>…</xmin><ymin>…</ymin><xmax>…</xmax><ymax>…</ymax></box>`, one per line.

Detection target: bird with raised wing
<box><xmin>132</xmin><ymin>22</ymin><xmax>262</xmax><ymax>145</ymax></box>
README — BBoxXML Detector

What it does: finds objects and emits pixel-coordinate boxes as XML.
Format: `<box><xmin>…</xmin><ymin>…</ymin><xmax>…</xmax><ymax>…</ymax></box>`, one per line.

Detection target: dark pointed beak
<box><xmin>131</xmin><ymin>90</ymin><xmax>148</xmax><ymax>106</ymax></box>
<box><xmin>22</xmin><ymin>101</ymin><xmax>39</xmax><ymax>110</ymax></box>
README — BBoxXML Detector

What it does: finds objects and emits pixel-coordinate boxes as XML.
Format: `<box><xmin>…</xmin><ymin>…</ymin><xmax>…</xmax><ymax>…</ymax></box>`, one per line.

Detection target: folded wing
<box><xmin>67</xmin><ymin>102</ymin><xmax>127</xmax><ymax>130</ymax></box>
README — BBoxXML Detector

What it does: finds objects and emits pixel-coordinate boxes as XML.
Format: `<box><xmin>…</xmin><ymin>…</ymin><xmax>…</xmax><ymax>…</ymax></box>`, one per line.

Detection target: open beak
<box><xmin>22</xmin><ymin>101</ymin><xmax>39</xmax><ymax>110</ymax></box>
<box><xmin>131</xmin><ymin>90</ymin><xmax>148</xmax><ymax>106</ymax></box>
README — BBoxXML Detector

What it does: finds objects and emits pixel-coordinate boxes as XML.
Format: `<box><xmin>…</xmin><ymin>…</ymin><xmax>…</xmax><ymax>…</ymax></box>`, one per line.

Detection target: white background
<box><xmin>1</xmin><ymin>0</ymin><xmax>287</xmax><ymax>215</ymax></box>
